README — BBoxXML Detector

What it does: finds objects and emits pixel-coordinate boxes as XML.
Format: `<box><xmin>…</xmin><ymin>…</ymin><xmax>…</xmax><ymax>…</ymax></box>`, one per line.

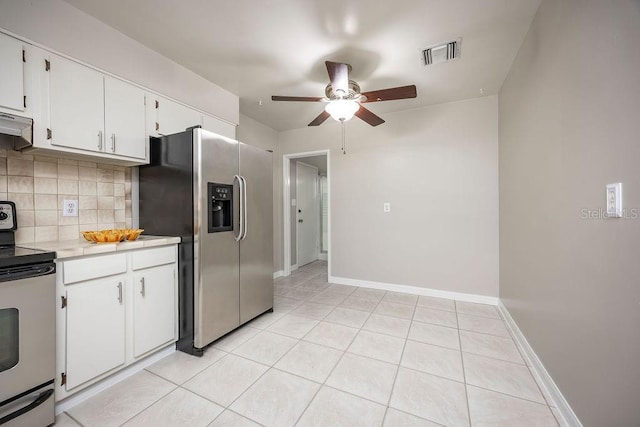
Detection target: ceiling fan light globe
<box><xmin>325</xmin><ymin>100</ymin><xmax>360</xmax><ymax>122</ymax></box>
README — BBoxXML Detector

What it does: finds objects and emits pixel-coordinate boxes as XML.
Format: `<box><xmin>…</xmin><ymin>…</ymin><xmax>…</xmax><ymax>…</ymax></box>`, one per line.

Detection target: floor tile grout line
<box><xmin>111</xmin><ymin>374</ymin><xmax>178</xmax><ymax>427</ymax></box>
<box><xmin>382</xmin><ymin>307</ymin><xmax>415</xmax><ymax>423</ymax></box>
<box><xmin>294</xmin><ymin>284</ymin><xmax>388</xmax><ymax>424</ymax></box>
<box><xmin>465</xmin><ymin>383</ymin><xmax>559</xmax><ymax>409</ymax></box>
<box><xmin>385</xmin><ymin>295</ymin><xmax>461</xmax><ymax>427</ymax></box>
<box><xmin>145</xmin><ymin>349</ymin><xmax>230</xmax><ymax>388</ymax></box>
<box><xmin>458</xmin><ymin>349</ymin><xmax>530</xmax><ymax>367</ymax></box>
<box><xmin>456</xmin><ymin>300</ymin><xmax>474</xmax><ymax>426</ymax></box>
<box><xmin>63</xmin><ymin>411</ymin><xmax>84</xmax><ymax>427</ymax></box>
<box><xmin>292</xmin><ymin>265</ymin><xmax>364</xmax><ymax>426</ymax></box>
<box><xmin>457</xmin><ymin>342</ymin><xmax>526</xmax><ymax>366</ymax></box>
<box><xmin>521</xmin><ymin>355</ymin><xmax>562</xmax><ymax>419</ymax></box>
<box><xmin>385</xmin><ymin>407</ymin><xmax>448</xmax><ymax>426</ymax></box>
<box><xmin>207</xmin><ymin>407</ymin><xmax>267</xmax><ymax>427</ymax></box>
<box><xmin>381</xmin><ymin>293</ymin><xmax>415</xmax><ymax>425</ymax></box>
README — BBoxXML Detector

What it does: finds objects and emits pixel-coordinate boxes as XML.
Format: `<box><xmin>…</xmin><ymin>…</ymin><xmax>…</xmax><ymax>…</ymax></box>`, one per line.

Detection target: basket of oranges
<box><xmin>81</xmin><ymin>228</ymin><xmax>144</xmax><ymax>243</ymax></box>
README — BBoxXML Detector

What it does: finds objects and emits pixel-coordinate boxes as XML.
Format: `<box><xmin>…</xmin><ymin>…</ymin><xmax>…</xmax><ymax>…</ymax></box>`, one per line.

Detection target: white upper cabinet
<box><xmin>152</xmin><ymin>95</ymin><xmax>202</xmax><ymax>136</ymax></box>
<box><xmin>202</xmin><ymin>113</ymin><xmax>236</xmax><ymax>140</ymax></box>
<box><xmin>48</xmin><ymin>54</ymin><xmax>146</xmax><ymax>160</ymax></box>
<box><xmin>104</xmin><ymin>77</ymin><xmax>146</xmax><ymax>159</ymax></box>
<box><xmin>49</xmin><ymin>55</ymin><xmax>105</xmax><ymax>153</ymax></box>
<box><xmin>0</xmin><ymin>33</ymin><xmax>24</xmax><ymax>112</ymax></box>
<box><xmin>149</xmin><ymin>96</ymin><xmax>236</xmax><ymax>140</ymax></box>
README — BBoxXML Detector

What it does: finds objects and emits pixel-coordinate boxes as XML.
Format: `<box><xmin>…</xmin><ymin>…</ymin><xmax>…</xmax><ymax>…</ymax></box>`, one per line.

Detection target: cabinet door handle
<box><xmin>117</xmin><ymin>282</ymin><xmax>123</xmax><ymax>304</ymax></box>
<box><xmin>140</xmin><ymin>277</ymin><xmax>145</xmax><ymax>297</ymax></box>
<box><xmin>97</xmin><ymin>130</ymin><xmax>103</xmax><ymax>150</ymax></box>
<box><xmin>111</xmin><ymin>133</ymin><xmax>116</xmax><ymax>152</ymax></box>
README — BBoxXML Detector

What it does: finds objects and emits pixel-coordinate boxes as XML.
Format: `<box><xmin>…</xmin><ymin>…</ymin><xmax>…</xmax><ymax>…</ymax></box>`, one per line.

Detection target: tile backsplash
<box><xmin>0</xmin><ymin>150</ymin><xmax>132</xmax><ymax>244</ymax></box>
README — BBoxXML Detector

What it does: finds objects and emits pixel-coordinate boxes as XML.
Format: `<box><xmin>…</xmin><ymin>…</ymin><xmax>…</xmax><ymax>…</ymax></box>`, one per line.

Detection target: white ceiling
<box><xmin>63</xmin><ymin>0</ymin><xmax>540</xmax><ymax>131</ymax></box>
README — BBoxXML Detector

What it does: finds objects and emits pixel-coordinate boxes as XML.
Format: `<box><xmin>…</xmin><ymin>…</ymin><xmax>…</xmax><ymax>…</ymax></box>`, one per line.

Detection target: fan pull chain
<box><xmin>341</xmin><ymin>120</ymin><xmax>347</xmax><ymax>155</ymax></box>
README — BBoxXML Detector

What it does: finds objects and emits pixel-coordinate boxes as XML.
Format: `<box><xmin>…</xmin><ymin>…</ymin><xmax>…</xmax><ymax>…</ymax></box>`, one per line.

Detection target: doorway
<box><xmin>283</xmin><ymin>150</ymin><xmax>330</xmax><ymax>277</ymax></box>
<box><xmin>296</xmin><ymin>161</ymin><xmax>319</xmax><ymax>267</ymax></box>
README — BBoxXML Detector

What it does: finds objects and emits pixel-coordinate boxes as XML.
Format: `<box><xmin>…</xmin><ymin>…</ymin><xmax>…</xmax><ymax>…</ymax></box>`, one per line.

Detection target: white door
<box><xmin>296</xmin><ymin>162</ymin><xmax>319</xmax><ymax>267</ymax></box>
<box><xmin>104</xmin><ymin>77</ymin><xmax>147</xmax><ymax>159</ymax></box>
<box><xmin>49</xmin><ymin>54</ymin><xmax>105</xmax><ymax>152</ymax></box>
<box><xmin>132</xmin><ymin>264</ymin><xmax>177</xmax><ymax>358</ymax></box>
<box><xmin>65</xmin><ymin>276</ymin><xmax>126</xmax><ymax>390</ymax></box>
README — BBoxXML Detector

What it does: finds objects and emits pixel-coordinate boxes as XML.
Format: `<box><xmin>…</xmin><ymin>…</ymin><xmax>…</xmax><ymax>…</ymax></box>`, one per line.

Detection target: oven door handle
<box><xmin>0</xmin><ymin>388</ymin><xmax>54</xmax><ymax>425</ymax></box>
<box><xmin>0</xmin><ymin>264</ymin><xmax>56</xmax><ymax>283</ymax></box>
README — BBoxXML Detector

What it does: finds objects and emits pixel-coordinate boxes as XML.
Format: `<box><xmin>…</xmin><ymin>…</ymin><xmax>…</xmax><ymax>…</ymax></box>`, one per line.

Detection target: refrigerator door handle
<box><xmin>233</xmin><ymin>174</ymin><xmax>244</xmax><ymax>242</ymax></box>
<box><xmin>241</xmin><ymin>176</ymin><xmax>248</xmax><ymax>240</ymax></box>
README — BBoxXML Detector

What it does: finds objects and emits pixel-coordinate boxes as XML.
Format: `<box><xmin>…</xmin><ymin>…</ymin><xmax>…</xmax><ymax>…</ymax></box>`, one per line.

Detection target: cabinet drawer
<box><xmin>132</xmin><ymin>246</ymin><xmax>176</xmax><ymax>271</ymax></box>
<box><xmin>63</xmin><ymin>253</ymin><xmax>127</xmax><ymax>284</ymax></box>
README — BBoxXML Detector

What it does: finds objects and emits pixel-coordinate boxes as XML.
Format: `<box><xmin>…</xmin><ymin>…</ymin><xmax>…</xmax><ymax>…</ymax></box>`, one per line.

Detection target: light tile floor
<box><xmin>57</xmin><ymin>261</ymin><xmax>563</xmax><ymax>427</ymax></box>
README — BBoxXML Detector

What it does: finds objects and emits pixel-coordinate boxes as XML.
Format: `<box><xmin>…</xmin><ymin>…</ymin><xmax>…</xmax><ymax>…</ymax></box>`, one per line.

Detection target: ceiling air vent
<box><xmin>422</xmin><ymin>39</ymin><xmax>461</xmax><ymax>66</ymax></box>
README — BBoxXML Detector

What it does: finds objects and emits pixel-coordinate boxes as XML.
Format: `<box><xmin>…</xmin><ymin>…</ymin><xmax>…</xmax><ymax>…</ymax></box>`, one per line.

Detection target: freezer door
<box><xmin>193</xmin><ymin>129</ymin><xmax>240</xmax><ymax>348</ymax></box>
<box><xmin>239</xmin><ymin>143</ymin><xmax>273</xmax><ymax>323</ymax></box>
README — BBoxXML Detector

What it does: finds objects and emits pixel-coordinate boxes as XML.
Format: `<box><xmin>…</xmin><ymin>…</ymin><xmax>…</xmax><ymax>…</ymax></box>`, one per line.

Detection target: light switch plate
<box><xmin>63</xmin><ymin>199</ymin><xmax>78</xmax><ymax>217</ymax></box>
<box><xmin>383</xmin><ymin>202</ymin><xmax>391</xmax><ymax>212</ymax></box>
<box><xmin>606</xmin><ymin>183</ymin><xmax>622</xmax><ymax>218</ymax></box>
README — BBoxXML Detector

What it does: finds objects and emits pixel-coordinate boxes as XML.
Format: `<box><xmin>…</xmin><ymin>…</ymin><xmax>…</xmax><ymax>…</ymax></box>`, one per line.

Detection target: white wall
<box><xmin>499</xmin><ymin>0</ymin><xmax>640</xmax><ymax>424</ymax></box>
<box><xmin>0</xmin><ymin>0</ymin><xmax>238</xmax><ymax>125</ymax></box>
<box><xmin>237</xmin><ymin>114</ymin><xmax>283</xmax><ymax>273</ymax></box>
<box><xmin>279</xmin><ymin>96</ymin><xmax>499</xmax><ymax>296</ymax></box>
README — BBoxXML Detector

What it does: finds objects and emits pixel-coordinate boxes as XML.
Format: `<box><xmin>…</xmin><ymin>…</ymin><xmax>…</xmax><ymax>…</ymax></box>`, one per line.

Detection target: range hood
<box><xmin>0</xmin><ymin>112</ymin><xmax>33</xmax><ymax>151</ymax></box>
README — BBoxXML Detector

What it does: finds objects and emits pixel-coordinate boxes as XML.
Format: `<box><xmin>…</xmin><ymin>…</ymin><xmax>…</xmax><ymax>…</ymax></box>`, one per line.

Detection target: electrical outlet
<box><xmin>383</xmin><ymin>202</ymin><xmax>391</xmax><ymax>212</ymax></box>
<box><xmin>63</xmin><ymin>199</ymin><xmax>78</xmax><ymax>217</ymax></box>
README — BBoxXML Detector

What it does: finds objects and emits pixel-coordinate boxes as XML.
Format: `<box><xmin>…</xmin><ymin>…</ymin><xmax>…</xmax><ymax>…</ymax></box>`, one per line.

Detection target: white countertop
<box><xmin>23</xmin><ymin>235</ymin><xmax>181</xmax><ymax>259</ymax></box>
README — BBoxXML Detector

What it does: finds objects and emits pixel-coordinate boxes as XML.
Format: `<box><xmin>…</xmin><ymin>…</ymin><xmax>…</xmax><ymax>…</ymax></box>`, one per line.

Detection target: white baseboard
<box><xmin>329</xmin><ymin>275</ymin><xmax>499</xmax><ymax>305</ymax></box>
<box><xmin>498</xmin><ymin>301</ymin><xmax>581</xmax><ymax>427</ymax></box>
<box><xmin>290</xmin><ymin>264</ymin><xmax>298</xmax><ymax>271</ymax></box>
<box><xmin>273</xmin><ymin>270</ymin><xmax>284</xmax><ymax>279</ymax></box>
<box><xmin>55</xmin><ymin>345</ymin><xmax>175</xmax><ymax>415</ymax></box>
<box><xmin>318</xmin><ymin>252</ymin><xmax>328</xmax><ymax>261</ymax></box>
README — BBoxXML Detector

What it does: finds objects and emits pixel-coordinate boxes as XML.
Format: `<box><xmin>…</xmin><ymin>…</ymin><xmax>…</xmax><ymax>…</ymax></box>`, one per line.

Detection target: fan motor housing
<box><xmin>325</xmin><ymin>80</ymin><xmax>363</xmax><ymax>101</ymax></box>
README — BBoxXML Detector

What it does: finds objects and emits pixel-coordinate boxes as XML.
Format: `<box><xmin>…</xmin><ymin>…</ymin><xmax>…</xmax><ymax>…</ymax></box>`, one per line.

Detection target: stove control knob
<box><xmin>0</xmin><ymin>212</ymin><xmax>7</xmax><ymax>220</ymax></box>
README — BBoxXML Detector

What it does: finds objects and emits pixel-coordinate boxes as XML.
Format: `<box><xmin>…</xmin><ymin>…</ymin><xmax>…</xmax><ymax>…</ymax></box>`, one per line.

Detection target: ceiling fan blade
<box><xmin>325</xmin><ymin>61</ymin><xmax>349</xmax><ymax>96</ymax></box>
<box><xmin>355</xmin><ymin>105</ymin><xmax>385</xmax><ymax>126</ymax></box>
<box><xmin>361</xmin><ymin>85</ymin><xmax>417</xmax><ymax>103</ymax></box>
<box><xmin>271</xmin><ymin>95</ymin><xmax>325</xmax><ymax>102</ymax></box>
<box><xmin>308</xmin><ymin>110</ymin><xmax>331</xmax><ymax>126</ymax></box>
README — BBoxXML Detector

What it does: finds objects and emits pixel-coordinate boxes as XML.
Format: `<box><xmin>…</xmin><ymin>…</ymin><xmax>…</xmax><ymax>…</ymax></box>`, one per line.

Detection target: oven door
<box><xmin>0</xmin><ymin>271</ymin><xmax>55</xmax><ymax>404</ymax></box>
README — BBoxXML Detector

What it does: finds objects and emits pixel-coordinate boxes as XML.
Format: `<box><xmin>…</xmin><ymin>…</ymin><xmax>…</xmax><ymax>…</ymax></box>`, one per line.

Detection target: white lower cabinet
<box><xmin>65</xmin><ymin>276</ymin><xmax>126</xmax><ymax>390</ymax></box>
<box><xmin>133</xmin><ymin>264</ymin><xmax>176</xmax><ymax>358</ymax></box>
<box><xmin>56</xmin><ymin>245</ymin><xmax>178</xmax><ymax>400</ymax></box>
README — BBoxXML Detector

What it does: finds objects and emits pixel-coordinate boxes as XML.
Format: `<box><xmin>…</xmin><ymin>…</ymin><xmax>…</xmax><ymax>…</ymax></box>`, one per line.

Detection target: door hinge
<box><xmin>45</xmin><ymin>59</ymin><xmax>50</xmax><ymax>71</ymax></box>
<box><xmin>155</xmin><ymin>122</ymin><xmax>159</xmax><ymax>131</ymax></box>
<box><xmin>23</xmin><ymin>96</ymin><xmax>26</xmax><ymax>109</ymax></box>
<box><xmin>155</xmin><ymin>100</ymin><xmax>159</xmax><ymax>109</ymax></box>
<box><xmin>47</xmin><ymin>128</ymin><xmax>52</xmax><ymax>140</ymax></box>
<box><xmin>22</xmin><ymin>49</ymin><xmax>26</xmax><ymax>63</ymax></box>
<box><xmin>61</xmin><ymin>295</ymin><xmax>67</xmax><ymax>308</ymax></box>
<box><xmin>60</xmin><ymin>372</ymin><xmax>67</xmax><ymax>386</ymax></box>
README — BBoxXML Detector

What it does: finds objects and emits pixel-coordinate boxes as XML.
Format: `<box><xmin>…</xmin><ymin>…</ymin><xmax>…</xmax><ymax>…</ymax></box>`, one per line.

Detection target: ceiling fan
<box><xmin>271</xmin><ymin>61</ymin><xmax>417</xmax><ymax>127</ymax></box>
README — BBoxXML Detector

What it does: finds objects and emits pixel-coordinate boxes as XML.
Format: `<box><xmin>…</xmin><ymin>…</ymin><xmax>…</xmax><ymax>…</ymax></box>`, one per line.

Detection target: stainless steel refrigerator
<box><xmin>139</xmin><ymin>127</ymin><xmax>273</xmax><ymax>356</ymax></box>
